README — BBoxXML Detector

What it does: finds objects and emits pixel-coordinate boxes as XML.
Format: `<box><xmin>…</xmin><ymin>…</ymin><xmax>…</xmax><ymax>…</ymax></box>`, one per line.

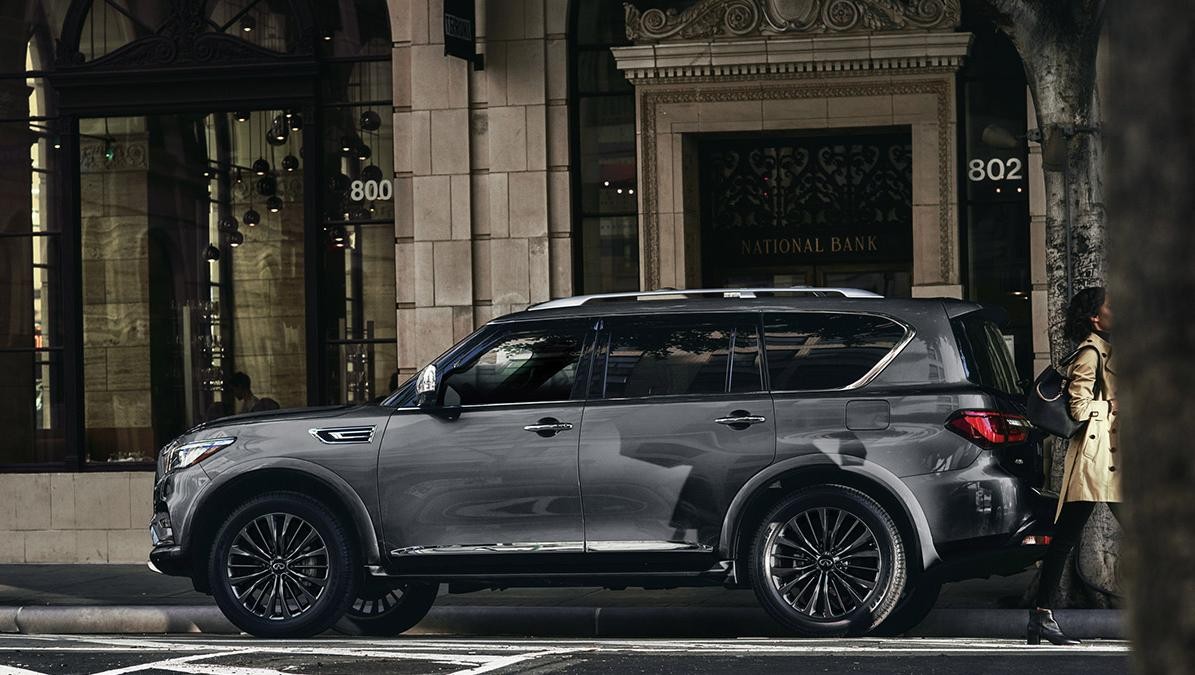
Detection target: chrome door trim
<box><xmin>308</xmin><ymin>425</ymin><xmax>375</xmax><ymax>444</ymax></box>
<box><xmin>390</xmin><ymin>541</ymin><xmax>585</xmax><ymax>556</ymax></box>
<box><xmin>584</xmin><ymin>541</ymin><xmax>714</xmax><ymax>553</ymax></box>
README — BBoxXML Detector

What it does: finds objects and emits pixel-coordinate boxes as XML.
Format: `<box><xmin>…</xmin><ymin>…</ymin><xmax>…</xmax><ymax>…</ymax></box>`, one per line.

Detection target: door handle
<box><xmin>524</xmin><ymin>417</ymin><xmax>574</xmax><ymax>437</ymax></box>
<box><xmin>714</xmin><ymin>410</ymin><xmax>767</xmax><ymax>430</ymax></box>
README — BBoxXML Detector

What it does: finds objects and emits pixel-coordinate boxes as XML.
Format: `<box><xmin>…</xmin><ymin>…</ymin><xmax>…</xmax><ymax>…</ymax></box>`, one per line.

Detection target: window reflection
<box><xmin>80</xmin><ymin>112</ymin><xmax>307</xmax><ymax>462</ymax></box>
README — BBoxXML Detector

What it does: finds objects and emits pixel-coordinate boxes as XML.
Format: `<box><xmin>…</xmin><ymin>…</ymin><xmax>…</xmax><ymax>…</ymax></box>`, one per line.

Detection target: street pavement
<box><xmin>0</xmin><ymin>634</ymin><xmax>1131</xmax><ymax>675</ymax></box>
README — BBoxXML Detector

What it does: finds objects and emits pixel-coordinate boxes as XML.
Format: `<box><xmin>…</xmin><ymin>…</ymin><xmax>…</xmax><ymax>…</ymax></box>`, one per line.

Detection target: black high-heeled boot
<box><xmin>1027</xmin><ymin>608</ymin><xmax>1081</xmax><ymax>645</ymax></box>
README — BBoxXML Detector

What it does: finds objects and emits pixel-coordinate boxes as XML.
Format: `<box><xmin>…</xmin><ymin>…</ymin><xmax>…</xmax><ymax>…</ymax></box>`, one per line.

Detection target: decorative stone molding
<box><xmin>79</xmin><ymin>141</ymin><xmax>148</xmax><ymax>171</ymax></box>
<box><xmin>625</xmin><ymin>0</ymin><xmax>961</xmax><ymax>42</ymax></box>
<box><xmin>613</xmin><ymin>32</ymin><xmax>972</xmax><ymax>81</ymax></box>
<box><xmin>637</xmin><ymin>78</ymin><xmax>955</xmax><ymax>288</ymax></box>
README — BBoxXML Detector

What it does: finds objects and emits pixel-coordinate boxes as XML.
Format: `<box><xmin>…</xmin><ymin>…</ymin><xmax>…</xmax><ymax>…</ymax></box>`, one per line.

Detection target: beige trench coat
<box><xmin>1055</xmin><ymin>332</ymin><xmax>1121</xmax><ymax>521</ymax></box>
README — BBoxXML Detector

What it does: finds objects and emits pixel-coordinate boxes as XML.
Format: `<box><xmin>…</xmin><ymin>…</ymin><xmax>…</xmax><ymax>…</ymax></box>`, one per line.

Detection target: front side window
<box><xmin>600</xmin><ymin>317</ymin><xmax>762</xmax><ymax>398</ymax></box>
<box><xmin>764</xmin><ymin>313</ymin><xmax>907</xmax><ymax>391</ymax></box>
<box><xmin>442</xmin><ymin>326</ymin><xmax>588</xmax><ymax>406</ymax></box>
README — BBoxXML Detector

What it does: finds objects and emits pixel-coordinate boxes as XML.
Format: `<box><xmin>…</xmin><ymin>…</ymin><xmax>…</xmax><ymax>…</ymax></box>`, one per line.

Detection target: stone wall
<box><xmin>0</xmin><ymin>472</ymin><xmax>153</xmax><ymax>563</ymax></box>
<box><xmin>393</xmin><ymin>0</ymin><xmax>573</xmax><ymax>378</ymax></box>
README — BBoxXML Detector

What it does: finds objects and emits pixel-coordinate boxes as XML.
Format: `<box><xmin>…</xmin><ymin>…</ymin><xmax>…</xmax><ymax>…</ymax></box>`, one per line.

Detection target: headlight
<box><xmin>164</xmin><ymin>438</ymin><xmax>235</xmax><ymax>473</ymax></box>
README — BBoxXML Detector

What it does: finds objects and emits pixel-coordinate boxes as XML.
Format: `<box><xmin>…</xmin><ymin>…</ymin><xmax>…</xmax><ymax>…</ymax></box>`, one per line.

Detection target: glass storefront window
<box><xmin>1</xmin><ymin>0</ymin><xmax>396</xmax><ymax>469</ymax></box>
<box><xmin>79</xmin><ymin>112</ymin><xmax>309</xmax><ymax>462</ymax></box>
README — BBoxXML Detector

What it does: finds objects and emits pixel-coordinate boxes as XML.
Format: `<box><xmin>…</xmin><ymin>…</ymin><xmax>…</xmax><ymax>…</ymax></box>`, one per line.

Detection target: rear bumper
<box><xmin>926</xmin><ymin>487</ymin><xmax>1057</xmax><ymax>582</ymax></box>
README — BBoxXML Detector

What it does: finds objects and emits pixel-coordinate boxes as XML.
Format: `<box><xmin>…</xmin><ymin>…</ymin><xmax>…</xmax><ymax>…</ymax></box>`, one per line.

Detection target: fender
<box><xmin>719</xmin><ymin>454</ymin><xmax>941</xmax><ymax>571</ymax></box>
<box><xmin>190</xmin><ymin>456</ymin><xmax>383</xmax><ymax>566</ymax></box>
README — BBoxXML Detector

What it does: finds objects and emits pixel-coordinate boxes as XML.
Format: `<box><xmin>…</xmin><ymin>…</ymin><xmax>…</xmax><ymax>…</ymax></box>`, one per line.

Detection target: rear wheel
<box><xmin>749</xmin><ymin>485</ymin><xmax>906</xmax><ymax>637</ymax></box>
<box><xmin>337</xmin><ymin>580</ymin><xmax>439</xmax><ymax>636</ymax></box>
<box><xmin>208</xmin><ymin>492</ymin><xmax>358</xmax><ymax>638</ymax></box>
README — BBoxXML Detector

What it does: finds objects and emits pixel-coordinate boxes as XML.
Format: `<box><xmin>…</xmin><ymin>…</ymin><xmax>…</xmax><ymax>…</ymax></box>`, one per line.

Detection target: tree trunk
<box><xmin>988</xmin><ymin>4</ymin><xmax>1120</xmax><ymax>608</ymax></box>
<box><xmin>1107</xmin><ymin>3</ymin><xmax>1195</xmax><ymax>671</ymax></box>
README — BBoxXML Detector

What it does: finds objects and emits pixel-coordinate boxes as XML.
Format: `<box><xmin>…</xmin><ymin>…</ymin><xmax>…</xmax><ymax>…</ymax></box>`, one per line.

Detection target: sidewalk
<box><xmin>0</xmin><ymin>564</ymin><xmax>1123</xmax><ymax>638</ymax></box>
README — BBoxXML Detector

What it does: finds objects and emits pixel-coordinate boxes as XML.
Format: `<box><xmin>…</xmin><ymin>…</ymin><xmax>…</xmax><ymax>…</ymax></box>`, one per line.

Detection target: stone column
<box><xmin>393</xmin><ymin>0</ymin><xmax>572</xmax><ymax>377</ymax></box>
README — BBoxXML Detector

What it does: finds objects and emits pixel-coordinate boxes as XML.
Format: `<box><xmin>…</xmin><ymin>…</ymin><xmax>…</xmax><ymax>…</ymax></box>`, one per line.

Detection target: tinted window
<box><xmin>443</xmin><ymin>327</ymin><xmax>587</xmax><ymax>405</ymax></box>
<box><xmin>951</xmin><ymin>314</ymin><xmax>1020</xmax><ymax>396</ymax></box>
<box><xmin>601</xmin><ymin>318</ymin><xmax>762</xmax><ymax>398</ymax></box>
<box><xmin>764</xmin><ymin>313</ymin><xmax>907</xmax><ymax>391</ymax></box>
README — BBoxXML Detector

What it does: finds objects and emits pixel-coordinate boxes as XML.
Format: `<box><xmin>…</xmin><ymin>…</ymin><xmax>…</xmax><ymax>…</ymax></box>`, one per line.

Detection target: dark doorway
<box><xmin>698</xmin><ymin>129</ymin><xmax>914</xmax><ymax>297</ymax></box>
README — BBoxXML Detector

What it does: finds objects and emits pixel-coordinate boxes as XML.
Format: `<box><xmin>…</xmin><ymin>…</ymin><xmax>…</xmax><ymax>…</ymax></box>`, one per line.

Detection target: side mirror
<box><xmin>415</xmin><ymin>364</ymin><xmax>438</xmax><ymax>408</ymax></box>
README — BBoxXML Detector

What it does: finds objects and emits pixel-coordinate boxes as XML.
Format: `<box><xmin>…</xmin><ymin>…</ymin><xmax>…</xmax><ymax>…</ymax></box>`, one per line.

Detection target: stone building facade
<box><xmin>0</xmin><ymin>0</ymin><xmax>1051</xmax><ymax>562</ymax></box>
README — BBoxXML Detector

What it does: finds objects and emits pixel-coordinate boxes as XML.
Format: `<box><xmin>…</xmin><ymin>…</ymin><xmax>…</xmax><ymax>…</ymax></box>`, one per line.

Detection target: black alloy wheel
<box><xmin>337</xmin><ymin>580</ymin><xmax>439</xmax><ymax>636</ymax></box>
<box><xmin>749</xmin><ymin>485</ymin><xmax>906</xmax><ymax>637</ymax></box>
<box><xmin>209</xmin><ymin>492</ymin><xmax>358</xmax><ymax>638</ymax></box>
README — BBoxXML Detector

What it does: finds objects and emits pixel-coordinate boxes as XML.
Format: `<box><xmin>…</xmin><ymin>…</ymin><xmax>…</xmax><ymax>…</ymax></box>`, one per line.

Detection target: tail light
<box><xmin>946</xmin><ymin>410</ymin><xmax>1032</xmax><ymax>448</ymax></box>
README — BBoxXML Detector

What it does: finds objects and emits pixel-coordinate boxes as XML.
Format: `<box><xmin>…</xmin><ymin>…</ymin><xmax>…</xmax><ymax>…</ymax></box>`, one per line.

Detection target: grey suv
<box><xmin>149</xmin><ymin>288</ymin><xmax>1054</xmax><ymax>638</ymax></box>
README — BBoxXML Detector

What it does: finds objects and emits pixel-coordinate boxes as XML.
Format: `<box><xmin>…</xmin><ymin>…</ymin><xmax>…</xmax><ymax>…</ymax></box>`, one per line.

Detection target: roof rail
<box><xmin>527</xmin><ymin>287</ymin><xmax>882</xmax><ymax>311</ymax></box>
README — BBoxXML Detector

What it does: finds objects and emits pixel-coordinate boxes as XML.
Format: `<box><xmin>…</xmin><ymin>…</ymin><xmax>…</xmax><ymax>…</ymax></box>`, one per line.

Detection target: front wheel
<box><xmin>337</xmin><ymin>580</ymin><xmax>439</xmax><ymax>636</ymax></box>
<box><xmin>749</xmin><ymin>485</ymin><xmax>907</xmax><ymax>637</ymax></box>
<box><xmin>208</xmin><ymin>492</ymin><xmax>359</xmax><ymax>638</ymax></box>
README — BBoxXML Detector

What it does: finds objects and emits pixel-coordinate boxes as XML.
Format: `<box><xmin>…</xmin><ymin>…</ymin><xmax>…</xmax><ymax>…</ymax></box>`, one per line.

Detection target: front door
<box><xmin>578</xmin><ymin>313</ymin><xmax>776</xmax><ymax>552</ymax></box>
<box><xmin>378</xmin><ymin>321</ymin><xmax>593</xmax><ymax>558</ymax></box>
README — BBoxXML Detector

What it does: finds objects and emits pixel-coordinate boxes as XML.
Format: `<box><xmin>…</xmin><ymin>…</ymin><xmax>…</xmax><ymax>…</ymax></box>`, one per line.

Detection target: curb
<box><xmin>0</xmin><ymin>605</ymin><xmax>1124</xmax><ymax>639</ymax></box>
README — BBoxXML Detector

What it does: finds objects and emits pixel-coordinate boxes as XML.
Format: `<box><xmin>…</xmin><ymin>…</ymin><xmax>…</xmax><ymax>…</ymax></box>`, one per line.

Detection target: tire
<box><xmin>208</xmin><ymin>491</ymin><xmax>359</xmax><ymax>638</ymax></box>
<box><xmin>749</xmin><ymin>485</ymin><xmax>907</xmax><ymax>637</ymax></box>
<box><xmin>336</xmin><ymin>580</ymin><xmax>439</xmax><ymax>636</ymax></box>
<box><xmin>871</xmin><ymin>578</ymin><xmax>942</xmax><ymax>636</ymax></box>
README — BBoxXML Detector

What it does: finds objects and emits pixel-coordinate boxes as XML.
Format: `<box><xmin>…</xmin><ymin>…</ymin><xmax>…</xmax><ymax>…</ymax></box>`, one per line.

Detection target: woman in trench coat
<box><xmin>1028</xmin><ymin>287</ymin><xmax>1120</xmax><ymax>645</ymax></box>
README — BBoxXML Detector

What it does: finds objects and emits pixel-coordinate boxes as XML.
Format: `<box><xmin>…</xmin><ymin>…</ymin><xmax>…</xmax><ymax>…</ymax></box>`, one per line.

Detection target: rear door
<box><xmin>577</xmin><ymin>313</ymin><xmax>775</xmax><ymax>552</ymax></box>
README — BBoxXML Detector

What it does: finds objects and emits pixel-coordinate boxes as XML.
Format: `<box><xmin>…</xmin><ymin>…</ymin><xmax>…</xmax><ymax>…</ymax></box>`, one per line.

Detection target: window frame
<box><xmin>437</xmin><ymin>319</ymin><xmax>598</xmax><ymax>410</ymax></box>
<box><xmin>590</xmin><ymin>311</ymin><xmax>765</xmax><ymax>402</ymax></box>
<box><xmin>761</xmin><ymin>310</ymin><xmax>916</xmax><ymax>394</ymax></box>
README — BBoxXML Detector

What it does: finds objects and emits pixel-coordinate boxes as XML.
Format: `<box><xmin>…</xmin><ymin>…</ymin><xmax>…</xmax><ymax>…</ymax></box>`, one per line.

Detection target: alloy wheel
<box><xmin>764</xmin><ymin>506</ymin><xmax>884</xmax><ymax>620</ymax></box>
<box><xmin>349</xmin><ymin>586</ymin><xmax>407</xmax><ymax>617</ymax></box>
<box><xmin>225</xmin><ymin>512</ymin><xmax>330</xmax><ymax>621</ymax></box>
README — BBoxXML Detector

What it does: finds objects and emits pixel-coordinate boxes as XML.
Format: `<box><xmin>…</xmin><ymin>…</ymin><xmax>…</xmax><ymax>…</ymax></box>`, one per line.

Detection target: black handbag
<box><xmin>1026</xmin><ymin>346</ymin><xmax>1103</xmax><ymax>438</ymax></box>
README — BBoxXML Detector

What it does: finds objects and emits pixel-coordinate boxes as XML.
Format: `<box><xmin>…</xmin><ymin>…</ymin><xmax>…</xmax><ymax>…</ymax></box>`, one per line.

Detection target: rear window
<box><xmin>951</xmin><ymin>313</ymin><xmax>1020</xmax><ymax>396</ymax></box>
<box><xmin>763</xmin><ymin>313</ymin><xmax>908</xmax><ymax>391</ymax></box>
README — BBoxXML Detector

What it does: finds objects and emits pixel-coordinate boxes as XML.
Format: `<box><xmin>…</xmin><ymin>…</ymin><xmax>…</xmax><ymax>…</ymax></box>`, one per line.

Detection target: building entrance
<box><xmin>698</xmin><ymin>129</ymin><xmax>914</xmax><ymax>296</ymax></box>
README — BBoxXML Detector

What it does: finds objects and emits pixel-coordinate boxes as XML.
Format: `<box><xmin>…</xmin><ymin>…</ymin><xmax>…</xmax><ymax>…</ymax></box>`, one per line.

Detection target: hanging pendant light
<box><xmin>288</xmin><ymin>114</ymin><xmax>303</xmax><ymax>132</ymax></box>
<box><xmin>282</xmin><ymin>155</ymin><xmax>299</xmax><ymax>172</ymax></box>
<box><xmin>203</xmin><ymin>244</ymin><xmax>221</xmax><ymax>261</ymax></box>
<box><xmin>340</xmin><ymin>136</ymin><xmax>356</xmax><ymax>155</ymax></box>
<box><xmin>360</xmin><ymin>110</ymin><xmax>381</xmax><ymax>132</ymax></box>
<box><xmin>235</xmin><ymin>111</ymin><xmax>250</xmax><ymax>122</ymax></box>
<box><xmin>240</xmin><ymin>15</ymin><xmax>256</xmax><ymax>32</ymax></box>
<box><xmin>256</xmin><ymin>176</ymin><xmax>276</xmax><ymax>196</ymax></box>
<box><xmin>266</xmin><ymin>196</ymin><xmax>283</xmax><ymax>213</ymax></box>
<box><xmin>356</xmin><ymin>144</ymin><xmax>371</xmax><ymax>161</ymax></box>
<box><xmin>252</xmin><ymin>158</ymin><xmax>270</xmax><ymax>176</ymax></box>
<box><xmin>243</xmin><ymin>209</ymin><xmax>261</xmax><ymax>226</ymax></box>
<box><xmin>329</xmin><ymin>225</ymin><xmax>349</xmax><ymax>248</ymax></box>
<box><xmin>361</xmin><ymin>165</ymin><xmax>383</xmax><ymax>182</ymax></box>
<box><xmin>228</xmin><ymin>230</ymin><xmax>244</xmax><ymax>247</ymax></box>
<box><xmin>217</xmin><ymin>216</ymin><xmax>238</xmax><ymax>233</ymax></box>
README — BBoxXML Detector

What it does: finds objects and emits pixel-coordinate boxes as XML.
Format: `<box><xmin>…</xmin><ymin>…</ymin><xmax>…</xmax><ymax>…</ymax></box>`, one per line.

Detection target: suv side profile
<box><xmin>149</xmin><ymin>289</ymin><xmax>1054</xmax><ymax>638</ymax></box>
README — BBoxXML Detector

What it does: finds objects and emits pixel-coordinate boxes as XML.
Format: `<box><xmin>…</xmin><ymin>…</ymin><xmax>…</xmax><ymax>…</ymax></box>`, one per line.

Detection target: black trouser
<box><xmin>1036</xmin><ymin>500</ymin><xmax>1121</xmax><ymax>608</ymax></box>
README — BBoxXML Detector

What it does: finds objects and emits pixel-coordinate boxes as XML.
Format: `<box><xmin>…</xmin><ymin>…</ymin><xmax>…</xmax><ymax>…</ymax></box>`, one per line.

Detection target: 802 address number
<box><xmin>967</xmin><ymin>158</ymin><xmax>1024</xmax><ymax>182</ymax></box>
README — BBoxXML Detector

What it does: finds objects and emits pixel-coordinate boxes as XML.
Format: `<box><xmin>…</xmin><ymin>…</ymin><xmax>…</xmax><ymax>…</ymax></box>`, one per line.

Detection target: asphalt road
<box><xmin>0</xmin><ymin>635</ymin><xmax>1131</xmax><ymax>675</ymax></box>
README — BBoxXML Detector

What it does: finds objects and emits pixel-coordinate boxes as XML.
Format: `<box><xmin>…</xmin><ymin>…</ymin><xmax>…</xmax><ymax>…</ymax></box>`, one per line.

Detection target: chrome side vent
<box><xmin>309</xmin><ymin>426</ymin><xmax>375</xmax><ymax>445</ymax></box>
